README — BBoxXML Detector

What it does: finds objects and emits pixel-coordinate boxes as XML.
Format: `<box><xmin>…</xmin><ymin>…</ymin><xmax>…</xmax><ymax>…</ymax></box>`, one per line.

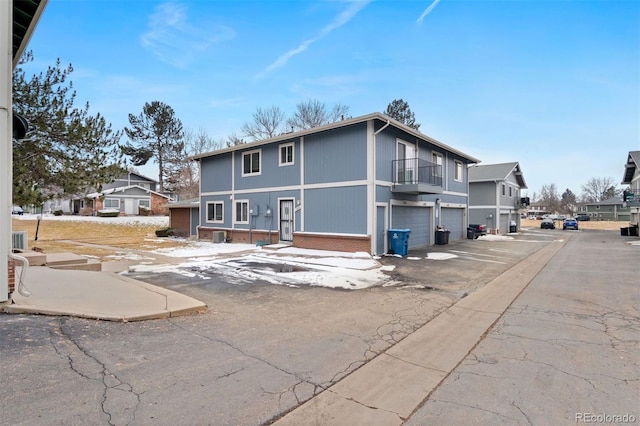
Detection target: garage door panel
<box><xmin>392</xmin><ymin>206</ymin><xmax>431</xmax><ymax>249</ymax></box>
<box><xmin>441</xmin><ymin>208</ymin><xmax>464</xmax><ymax>241</ymax></box>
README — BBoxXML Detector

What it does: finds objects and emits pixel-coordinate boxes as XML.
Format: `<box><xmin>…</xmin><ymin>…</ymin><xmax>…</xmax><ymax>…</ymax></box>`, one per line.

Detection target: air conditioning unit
<box><xmin>212</xmin><ymin>231</ymin><xmax>225</xmax><ymax>243</ymax></box>
<box><xmin>12</xmin><ymin>231</ymin><xmax>28</xmax><ymax>250</ymax></box>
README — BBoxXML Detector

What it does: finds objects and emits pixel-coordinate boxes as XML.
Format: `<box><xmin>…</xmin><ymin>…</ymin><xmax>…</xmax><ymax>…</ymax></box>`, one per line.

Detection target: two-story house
<box><xmin>468</xmin><ymin>162</ymin><xmax>528</xmax><ymax>234</ymax></box>
<box><xmin>622</xmin><ymin>150</ymin><xmax>640</xmax><ymax>227</ymax></box>
<box><xmin>192</xmin><ymin>113</ymin><xmax>480</xmax><ymax>254</ymax></box>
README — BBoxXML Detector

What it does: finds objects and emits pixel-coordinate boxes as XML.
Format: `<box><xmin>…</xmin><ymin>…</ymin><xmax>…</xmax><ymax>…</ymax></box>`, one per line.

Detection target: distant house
<box><xmin>528</xmin><ymin>203</ymin><xmax>549</xmax><ymax>217</ymax></box>
<box><xmin>468</xmin><ymin>162</ymin><xmax>528</xmax><ymax>233</ymax></box>
<box><xmin>622</xmin><ymin>150</ymin><xmax>640</xmax><ymax>226</ymax></box>
<box><xmin>43</xmin><ymin>171</ymin><xmax>169</xmax><ymax>216</ymax></box>
<box><xmin>583</xmin><ymin>197</ymin><xmax>630</xmax><ymax>222</ymax></box>
<box><xmin>87</xmin><ymin>185</ymin><xmax>171</xmax><ymax>216</ymax></box>
<box><xmin>191</xmin><ymin>113</ymin><xmax>480</xmax><ymax>253</ymax></box>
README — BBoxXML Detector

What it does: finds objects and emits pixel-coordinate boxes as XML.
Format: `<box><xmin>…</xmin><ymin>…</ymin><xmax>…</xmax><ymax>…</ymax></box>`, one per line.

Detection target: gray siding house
<box><xmin>468</xmin><ymin>162</ymin><xmax>527</xmax><ymax>234</ymax></box>
<box><xmin>622</xmin><ymin>150</ymin><xmax>640</xmax><ymax>226</ymax></box>
<box><xmin>192</xmin><ymin>113</ymin><xmax>480</xmax><ymax>254</ymax></box>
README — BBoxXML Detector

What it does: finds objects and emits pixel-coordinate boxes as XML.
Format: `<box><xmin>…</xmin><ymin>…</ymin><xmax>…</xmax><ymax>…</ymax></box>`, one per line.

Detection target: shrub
<box><xmin>155</xmin><ymin>227</ymin><xmax>175</xmax><ymax>237</ymax></box>
<box><xmin>53</xmin><ymin>208</ymin><xmax>63</xmax><ymax>216</ymax></box>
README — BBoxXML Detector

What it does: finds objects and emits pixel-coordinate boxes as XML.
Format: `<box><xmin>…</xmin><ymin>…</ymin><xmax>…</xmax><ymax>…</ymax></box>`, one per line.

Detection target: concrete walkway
<box><xmin>3</xmin><ymin>266</ymin><xmax>207</xmax><ymax>321</ymax></box>
<box><xmin>273</xmin><ymin>238</ymin><xmax>568</xmax><ymax>425</ymax></box>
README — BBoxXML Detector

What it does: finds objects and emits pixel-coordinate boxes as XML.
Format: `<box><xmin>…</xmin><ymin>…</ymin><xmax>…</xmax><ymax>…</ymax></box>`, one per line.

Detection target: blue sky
<box><xmin>21</xmin><ymin>0</ymin><xmax>640</xmax><ymax>197</ymax></box>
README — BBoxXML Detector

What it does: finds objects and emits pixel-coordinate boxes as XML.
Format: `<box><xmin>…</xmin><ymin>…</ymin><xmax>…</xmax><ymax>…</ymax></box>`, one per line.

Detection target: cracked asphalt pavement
<box><xmin>1</xmin><ymin>229</ymin><xmax>637</xmax><ymax>425</ymax></box>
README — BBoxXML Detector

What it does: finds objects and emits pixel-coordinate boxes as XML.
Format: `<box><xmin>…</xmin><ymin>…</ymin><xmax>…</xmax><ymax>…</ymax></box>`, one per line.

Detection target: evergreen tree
<box><xmin>123</xmin><ymin>101</ymin><xmax>184</xmax><ymax>193</ymax></box>
<box><xmin>384</xmin><ymin>99</ymin><xmax>421</xmax><ymax>131</ymax></box>
<box><xmin>12</xmin><ymin>52</ymin><xmax>124</xmax><ymax>207</ymax></box>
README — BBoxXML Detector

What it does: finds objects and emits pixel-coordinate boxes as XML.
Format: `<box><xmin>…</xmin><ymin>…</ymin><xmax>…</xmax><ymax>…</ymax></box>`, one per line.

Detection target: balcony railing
<box><xmin>392</xmin><ymin>158</ymin><xmax>443</xmax><ymax>194</ymax></box>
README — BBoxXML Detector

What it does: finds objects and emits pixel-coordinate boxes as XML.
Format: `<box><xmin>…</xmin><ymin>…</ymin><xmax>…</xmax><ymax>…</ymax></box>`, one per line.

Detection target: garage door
<box><xmin>500</xmin><ymin>213</ymin><xmax>510</xmax><ymax>234</ymax></box>
<box><xmin>391</xmin><ymin>206</ymin><xmax>431</xmax><ymax>248</ymax></box>
<box><xmin>441</xmin><ymin>208</ymin><xmax>464</xmax><ymax>241</ymax></box>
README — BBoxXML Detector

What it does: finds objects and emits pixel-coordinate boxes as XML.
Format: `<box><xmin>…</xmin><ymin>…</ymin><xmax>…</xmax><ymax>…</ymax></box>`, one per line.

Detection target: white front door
<box><xmin>124</xmin><ymin>199</ymin><xmax>136</xmax><ymax>215</ymax></box>
<box><xmin>279</xmin><ymin>199</ymin><xmax>294</xmax><ymax>242</ymax></box>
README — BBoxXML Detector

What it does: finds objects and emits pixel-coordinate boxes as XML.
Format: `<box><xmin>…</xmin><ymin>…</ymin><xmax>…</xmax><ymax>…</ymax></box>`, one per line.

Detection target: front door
<box><xmin>279</xmin><ymin>199</ymin><xmax>294</xmax><ymax>242</ymax></box>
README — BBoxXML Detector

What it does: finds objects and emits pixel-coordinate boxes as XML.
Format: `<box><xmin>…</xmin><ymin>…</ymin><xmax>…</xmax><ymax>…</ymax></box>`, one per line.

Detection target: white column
<box><xmin>1</xmin><ymin>0</ymin><xmax>12</xmax><ymax>302</ymax></box>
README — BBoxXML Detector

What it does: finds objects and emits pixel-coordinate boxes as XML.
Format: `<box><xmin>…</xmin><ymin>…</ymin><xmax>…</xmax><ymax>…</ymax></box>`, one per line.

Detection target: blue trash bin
<box><xmin>388</xmin><ymin>229</ymin><xmax>411</xmax><ymax>256</ymax></box>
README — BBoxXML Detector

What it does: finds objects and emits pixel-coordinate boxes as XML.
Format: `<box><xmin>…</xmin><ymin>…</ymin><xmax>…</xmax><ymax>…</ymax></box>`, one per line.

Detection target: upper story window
<box><xmin>502</xmin><ymin>184</ymin><xmax>506</xmax><ymax>196</ymax></box>
<box><xmin>207</xmin><ymin>201</ymin><xmax>223</xmax><ymax>223</ymax></box>
<box><xmin>279</xmin><ymin>143</ymin><xmax>294</xmax><ymax>166</ymax></box>
<box><xmin>242</xmin><ymin>150</ymin><xmax>261</xmax><ymax>176</ymax></box>
<box><xmin>509</xmin><ymin>187</ymin><xmax>513</xmax><ymax>197</ymax></box>
<box><xmin>454</xmin><ymin>161</ymin><xmax>463</xmax><ymax>182</ymax></box>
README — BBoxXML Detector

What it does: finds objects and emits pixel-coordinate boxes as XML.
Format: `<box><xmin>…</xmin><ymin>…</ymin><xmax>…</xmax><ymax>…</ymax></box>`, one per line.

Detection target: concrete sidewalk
<box><xmin>273</xmin><ymin>238</ymin><xmax>568</xmax><ymax>425</ymax></box>
<box><xmin>3</xmin><ymin>266</ymin><xmax>207</xmax><ymax>321</ymax></box>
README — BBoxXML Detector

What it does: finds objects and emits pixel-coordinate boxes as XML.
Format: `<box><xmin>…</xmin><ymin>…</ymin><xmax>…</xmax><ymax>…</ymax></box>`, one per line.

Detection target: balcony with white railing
<box><xmin>392</xmin><ymin>158</ymin><xmax>443</xmax><ymax>194</ymax></box>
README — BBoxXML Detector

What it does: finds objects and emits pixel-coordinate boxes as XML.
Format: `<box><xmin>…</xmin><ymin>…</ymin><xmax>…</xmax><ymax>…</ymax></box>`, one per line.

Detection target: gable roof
<box><xmin>586</xmin><ymin>197</ymin><xmax>624</xmax><ymax>207</ymax></box>
<box><xmin>190</xmin><ymin>112</ymin><xmax>481</xmax><ymax>163</ymax></box>
<box><xmin>86</xmin><ymin>185</ymin><xmax>171</xmax><ymax>200</ymax></box>
<box><xmin>622</xmin><ymin>150</ymin><xmax>640</xmax><ymax>184</ymax></box>
<box><xmin>118</xmin><ymin>171</ymin><xmax>158</xmax><ymax>183</ymax></box>
<box><xmin>468</xmin><ymin>162</ymin><xmax>527</xmax><ymax>189</ymax></box>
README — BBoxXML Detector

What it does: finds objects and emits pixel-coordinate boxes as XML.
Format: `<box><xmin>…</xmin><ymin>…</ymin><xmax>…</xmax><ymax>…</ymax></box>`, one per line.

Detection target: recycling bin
<box><xmin>435</xmin><ymin>228</ymin><xmax>450</xmax><ymax>245</ymax></box>
<box><xmin>388</xmin><ymin>229</ymin><xmax>411</xmax><ymax>256</ymax></box>
<box><xmin>630</xmin><ymin>226</ymin><xmax>639</xmax><ymax>237</ymax></box>
<box><xmin>620</xmin><ymin>227</ymin><xmax>629</xmax><ymax>236</ymax></box>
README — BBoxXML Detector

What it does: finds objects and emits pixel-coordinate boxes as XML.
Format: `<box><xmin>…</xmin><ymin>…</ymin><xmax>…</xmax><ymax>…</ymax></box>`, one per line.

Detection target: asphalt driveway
<box><xmin>1</xmin><ymin>228</ymin><xmax>563</xmax><ymax>425</ymax></box>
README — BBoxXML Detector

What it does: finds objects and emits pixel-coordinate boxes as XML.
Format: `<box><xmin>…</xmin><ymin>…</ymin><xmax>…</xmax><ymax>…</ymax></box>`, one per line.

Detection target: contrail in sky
<box><xmin>417</xmin><ymin>0</ymin><xmax>441</xmax><ymax>23</ymax></box>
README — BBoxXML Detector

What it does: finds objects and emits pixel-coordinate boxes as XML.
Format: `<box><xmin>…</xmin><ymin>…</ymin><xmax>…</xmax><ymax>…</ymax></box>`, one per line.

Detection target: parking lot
<box><xmin>1</xmin><ymin>227</ymin><xmax>570</xmax><ymax>425</ymax></box>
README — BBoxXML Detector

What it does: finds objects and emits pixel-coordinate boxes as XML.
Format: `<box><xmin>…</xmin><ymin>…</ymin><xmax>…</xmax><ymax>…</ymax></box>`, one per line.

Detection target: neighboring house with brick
<box><xmin>168</xmin><ymin>198</ymin><xmax>200</xmax><ymax>237</ymax></box>
<box><xmin>43</xmin><ymin>171</ymin><xmax>165</xmax><ymax>216</ymax></box>
<box><xmin>191</xmin><ymin>113</ymin><xmax>480</xmax><ymax>254</ymax></box>
<box><xmin>582</xmin><ymin>197</ymin><xmax>630</xmax><ymax>221</ymax></box>
<box><xmin>468</xmin><ymin>162</ymin><xmax>528</xmax><ymax>234</ymax></box>
<box><xmin>622</xmin><ymin>150</ymin><xmax>640</xmax><ymax>226</ymax></box>
<box><xmin>87</xmin><ymin>185</ymin><xmax>171</xmax><ymax>216</ymax></box>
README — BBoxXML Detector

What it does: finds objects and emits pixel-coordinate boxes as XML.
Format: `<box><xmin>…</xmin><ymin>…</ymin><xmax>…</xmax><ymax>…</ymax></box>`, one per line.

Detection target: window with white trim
<box><xmin>454</xmin><ymin>161</ymin><xmax>463</xmax><ymax>182</ymax></box>
<box><xmin>138</xmin><ymin>199</ymin><xmax>150</xmax><ymax>208</ymax></box>
<box><xmin>242</xmin><ymin>150</ymin><xmax>261</xmax><ymax>176</ymax></box>
<box><xmin>501</xmin><ymin>184</ymin><xmax>506</xmax><ymax>196</ymax></box>
<box><xmin>234</xmin><ymin>200</ymin><xmax>249</xmax><ymax>224</ymax></box>
<box><xmin>509</xmin><ymin>187</ymin><xmax>513</xmax><ymax>197</ymax></box>
<box><xmin>104</xmin><ymin>199</ymin><xmax>120</xmax><ymax>209</ymax></box>
<box><xmin>279</xmin><ymin>143</ymin><xmax>294</xmax><ymax>166</ymax></box>
<box><xmin>207</xmin><ymin>201</ymin><xmax>223</xmax><ymax>223</ymax></box>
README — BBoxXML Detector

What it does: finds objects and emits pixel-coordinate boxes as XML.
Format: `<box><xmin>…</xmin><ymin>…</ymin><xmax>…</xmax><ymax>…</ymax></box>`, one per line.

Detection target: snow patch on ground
<box><xmin>477</xmin><ymin>234</ymin><xmax>514</xmax><ymax>241</ymax></box>
<box><xmin>425</xmin><ymin>252</ymin><xmax>459</xmax><ymax>260</ymax></box>
<box><xmin>15</xmin><ymin>213</ymin><xmax>170</xmax><ymax>226</ymax></box>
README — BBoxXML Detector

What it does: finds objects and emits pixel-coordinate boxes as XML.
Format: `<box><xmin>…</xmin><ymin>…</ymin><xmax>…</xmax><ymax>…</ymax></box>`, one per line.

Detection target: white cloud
<box><xmin>417</xmin><ymin>0</ymin><xmax>441</xmax><ymax>23</ymax></box>
<box><xmin>256</xmin><ymin>0</ymin><xmax>372</xmax><ymax>79</ymax></box>
<box><xmin>141</xmin><ymin>2</ymin><xmax>235</xmax><ymax>69</ymax></box>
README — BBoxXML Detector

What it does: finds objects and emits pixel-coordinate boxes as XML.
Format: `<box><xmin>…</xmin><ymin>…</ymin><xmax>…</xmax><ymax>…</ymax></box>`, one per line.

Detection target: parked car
<box><xmin>540</xmin><ymin>218</ymin><xmax>555</xmax><ymax>229</ymax></box>
<box><xmin>575</xmin><ymin>214</ymin><xmax>590</xmax><ymax>221</ymax></box>
<box><xmin>563</xmin><ymin>218</ymin><xmax>579</xmax><ymax>230</ymax></box>
<box><xmin>467</xmin><ymin>224</ymin><xmax>487</xmax><ymax>239</ymax></box>
<box><xmin>11</xmin><ymin>206</ymin><xmax>23</xmax><ymax>215</ymax></box>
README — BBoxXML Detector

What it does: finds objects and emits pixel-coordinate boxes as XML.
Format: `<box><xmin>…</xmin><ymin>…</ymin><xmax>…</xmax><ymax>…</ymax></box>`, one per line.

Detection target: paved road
<box><xmin>405</xmin><ymin>229</ymin><xmax>639</xmax><ymax>425</ymax></box>
<box><xmin>1</xmin><ymin>229</ymin><xmax>635</xmax><ymax>425</ymax></box>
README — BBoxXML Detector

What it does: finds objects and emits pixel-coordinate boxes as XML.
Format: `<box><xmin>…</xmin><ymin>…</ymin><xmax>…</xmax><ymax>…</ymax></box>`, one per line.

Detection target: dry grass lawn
<box><xmin>520</xmin><ymin>218</ymin><xmax>631</xmax><ymax>230</ymax></box>
<box><xmin>12</xmin><ymin>218</ymin><xmax>187</xmax><ymax>259</ymax></box>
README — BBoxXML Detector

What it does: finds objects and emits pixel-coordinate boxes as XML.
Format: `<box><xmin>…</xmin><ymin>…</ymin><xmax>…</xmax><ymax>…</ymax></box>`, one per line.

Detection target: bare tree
<box><xmin>287</xmin><ymin>99</ymin><xmax>351</xmax><ymax>131</ymax></box>
<box><xmin>241</xmin><ymin>106</ymin><xmax>285</xmax><ymax>141</ymax></box>
<box><xmin>225</xmin><ymin>132</ymin><xmax>246</xmax><ymax>147</ymax></box>
<box><xmin>581</xmin><ymin>177</ymin><xmax>620</xmax><ymax>202</ymax></box>
<box><xmin>164</xmin><ymin>128</ymin><xmax>221</xmax><ymax>199</ymax></box>
<box><xmin>539</xmin><ymin>183</ymin><xmax>560</xmax><ymax>213</ymax></box>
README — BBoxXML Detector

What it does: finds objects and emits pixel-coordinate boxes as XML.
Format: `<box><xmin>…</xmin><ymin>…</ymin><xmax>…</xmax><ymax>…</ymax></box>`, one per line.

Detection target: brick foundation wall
<box><xmin>293</xmin><ymin>233</ymin><xmax>371</xmax><ymax>253</ymax></box>
<box><xmin>8</xmin><ymin>258</ymin><xmax>15</xmax><ymax>296</ymax></box>
<box><xmin>198</xmin><ymin>227</ymin><xmax>371</xmax><ymax>253</ymax></box>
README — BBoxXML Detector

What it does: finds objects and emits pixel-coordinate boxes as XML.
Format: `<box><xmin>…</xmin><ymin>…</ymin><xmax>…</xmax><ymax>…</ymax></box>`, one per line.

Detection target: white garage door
<box><xmin>500</xmin><ymin>213</ymin><xmax>510</xmax><ymax>234</ymax></box>
<box><xmin>391</xmin><ymin>206</ymin><xmax>431</xmax><ymax>248</ymax></box>
<box><xmin>441</xmin><ymin>208</ymin><xmax>464</xmax><ymax>241</ymax></box>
